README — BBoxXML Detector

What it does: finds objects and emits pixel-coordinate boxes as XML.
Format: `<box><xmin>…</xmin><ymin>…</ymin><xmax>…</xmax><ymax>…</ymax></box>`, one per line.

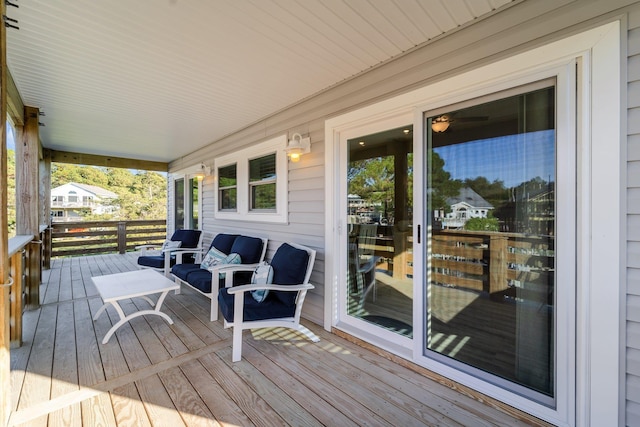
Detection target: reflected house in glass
<box><xmin>441</xmin><ymin>187</ymin><xmax>494</xmax><ymax>229</ymax></box>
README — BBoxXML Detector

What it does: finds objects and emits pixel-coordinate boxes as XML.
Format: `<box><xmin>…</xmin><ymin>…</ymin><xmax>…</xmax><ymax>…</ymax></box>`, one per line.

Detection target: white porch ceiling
<box><xmin>6</xmin><ymin>0</ymin><xmax>514</xmax><ymax>164</ymax></box>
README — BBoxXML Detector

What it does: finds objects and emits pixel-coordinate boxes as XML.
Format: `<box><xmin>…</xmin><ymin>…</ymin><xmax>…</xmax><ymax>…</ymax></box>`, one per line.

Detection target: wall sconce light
<box><xmin>195</xmin><ymin>163</ymin><xmax>211</xmax><ymax>181</ymax></box>
<box><xmin>285</xmin><ymin>133</ymin><xmax>311</xmax><ymax>162</ymax></box>
<box><xmin>431</xmin><ymin>115</ymin><xmax>451</xmax><ymax>133</ymax></box>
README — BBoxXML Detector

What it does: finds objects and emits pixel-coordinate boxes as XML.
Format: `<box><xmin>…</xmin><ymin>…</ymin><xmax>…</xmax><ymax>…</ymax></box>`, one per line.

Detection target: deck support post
<box><xmin>16</xmin><ymin>106</ymin><xmax>41</xmax><ymax>310</ymax></box>
<box><xmin>0</xmin><ymin>0</ymin><xmax>13</xmax><ymax>423</ymax></box>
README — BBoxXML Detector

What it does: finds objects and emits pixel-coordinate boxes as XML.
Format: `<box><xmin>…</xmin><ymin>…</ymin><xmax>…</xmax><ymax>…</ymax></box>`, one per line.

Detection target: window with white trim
<box><xmin>214</xmin><ymin>134</ymin><xmax>288</xmax><ymax>223</ymax></box>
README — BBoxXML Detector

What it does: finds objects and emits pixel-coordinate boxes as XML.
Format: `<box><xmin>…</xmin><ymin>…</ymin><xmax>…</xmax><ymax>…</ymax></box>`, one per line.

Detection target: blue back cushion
<box><xmin>172</xmin><ymin>229</ymin><xmax>201</xmax><ymax>248</ymax></box>
<box><xmin>211</xmin><ymin>233</ymin><xmax>239</xmax><ymax>254</ymax></box>
<box><xmin>230</xmin><ymin>236</ymin><xmax>264</xmax><ymax>264</ymax></box>
<box><xmin>271</xmin><ymin>243</ymin><xmax>310</xmax><ymax>306</ymax></box>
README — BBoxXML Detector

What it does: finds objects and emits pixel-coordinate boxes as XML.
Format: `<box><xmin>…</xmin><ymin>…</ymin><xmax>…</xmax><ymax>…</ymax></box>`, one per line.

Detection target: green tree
<box><xmin>51</xmin><ymin>163</ymin><xmax>108</xmax><ymax>188</ymax></box>
<box><xmin>463</xmin><ymin>176</ymin><xmax>507</xmax><ymax>210</ymax></box>
<box><xmin>348</xmin><ymin>155</ymin><xmax>396</xmax><ymax>206</ymax></box>
<box><xmin>429</xmin><ymin>150</ymin><xmax>462</xmax><ymax>213</ymax></box>
<box><xmin>464</xmin><ymin>216</ymin><xmax>500</xmax><ymax>231</ymax></box>
<box><xmin>52</xmin><ymin>164</ymin><xmax>167</xmax><ymax>221</ymax></box>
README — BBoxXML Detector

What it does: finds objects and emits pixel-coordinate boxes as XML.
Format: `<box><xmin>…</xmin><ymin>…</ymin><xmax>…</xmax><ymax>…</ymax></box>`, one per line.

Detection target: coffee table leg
<box><xmin>100</xmin><ymin>290</ymin><xmax>174</xmax><ymax>344</ymax></box>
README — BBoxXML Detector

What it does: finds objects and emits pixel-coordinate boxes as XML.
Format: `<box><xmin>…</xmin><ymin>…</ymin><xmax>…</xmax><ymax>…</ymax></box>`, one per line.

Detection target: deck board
<box><xmin>7</xmin><ymin>252</ymin><xmax>548</xmax><ymax>426</ymax></box>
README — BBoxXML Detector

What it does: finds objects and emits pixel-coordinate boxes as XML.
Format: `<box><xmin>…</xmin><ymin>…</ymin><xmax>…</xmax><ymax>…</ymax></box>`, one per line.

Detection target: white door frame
<box><xmin>324</xmin><ymin>21</ymin><xmax>621</xmax><ymax>426</ymax></box>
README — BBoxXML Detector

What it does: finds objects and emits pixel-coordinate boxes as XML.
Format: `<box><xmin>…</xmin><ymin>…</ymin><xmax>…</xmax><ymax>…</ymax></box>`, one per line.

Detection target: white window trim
<box><xmin>324</xmin><ymin>21</ymin><xmax>621</xmax><ymax>427</ymax></box>
<box><xmin>214</xmin><ymin>134</ymin><xmax>288</xmax><ymax>223</ymax></box>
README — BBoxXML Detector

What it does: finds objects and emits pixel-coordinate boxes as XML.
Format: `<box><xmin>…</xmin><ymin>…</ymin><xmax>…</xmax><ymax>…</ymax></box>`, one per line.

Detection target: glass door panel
<box><xmin>425</xmin><ymin>85</ymin><xmax>556</xmax><ymax>401</ymax></box>
<box><xmin>174</xmin><ymin>178</ymin><xmax>185</xmax><ymax>230</ymax></box>
<box><xmin>346</xmin><ymin>126</ymin><xmax>413</xmax><ymax>338</ymax></box>
<box><xmin>189</xmin><ymin>177</ymin><xmax>199</xmax><ymax>229</ymax></box>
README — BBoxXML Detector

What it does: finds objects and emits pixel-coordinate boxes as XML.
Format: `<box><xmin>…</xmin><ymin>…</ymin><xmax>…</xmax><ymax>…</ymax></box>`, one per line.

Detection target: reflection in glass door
<box><xmin>425</xmin><ymin>84</ymin><xmax>556</xmax><ymax>403</ymax></box>
<box><xmin>346</xmin><ymin>126</ymin><xmax>413</xmax><ymax>337</ymax></box>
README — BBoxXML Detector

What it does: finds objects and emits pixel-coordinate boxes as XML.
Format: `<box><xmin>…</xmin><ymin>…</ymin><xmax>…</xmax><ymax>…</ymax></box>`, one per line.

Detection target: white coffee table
<box><xmin>92</xmin><ymin>269</ymin><xmax>180</xmax><ymax>344</ymax></box>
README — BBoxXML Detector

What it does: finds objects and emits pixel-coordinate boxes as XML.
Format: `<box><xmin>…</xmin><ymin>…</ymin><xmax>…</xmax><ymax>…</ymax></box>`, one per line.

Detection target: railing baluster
<box><xmin>117</xmin><ymin>221</ymin><xmax>127</xmax><ymax>254</ymax></box>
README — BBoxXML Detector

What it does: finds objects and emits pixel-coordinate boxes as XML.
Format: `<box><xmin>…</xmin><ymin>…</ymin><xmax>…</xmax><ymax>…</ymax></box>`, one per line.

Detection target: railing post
<box><xmin>9</xmin><ymin>250</ymin><xmax>23</xmax><ymax>348</ymax></box>
<box><xmin>42</xmin><ymin>227</ymin><xmax>51</xmax><ymax>269</ymax></box>
<box><xmin>117</xmin><ymin>221</ymin><xmax>127</xmax><ymax>254</ymax></box>
<box><xmin>489</xmin><ymin>234</ymin><xmax>508</xmax><ymax>295</ymax></box>
<box><xmin>25</xmin><ymin>240</ymin><xmax>41</xmax><ymax>310</ymax></box>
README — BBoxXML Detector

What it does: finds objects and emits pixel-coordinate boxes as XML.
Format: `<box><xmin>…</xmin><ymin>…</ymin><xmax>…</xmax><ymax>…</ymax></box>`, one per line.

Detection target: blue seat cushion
<box><xmin>171</xmin><ymin>263</ymin><xmax>202</xmax><ymax>281</ymax></box>
<box><xmin>211</xmin><ymin>233</ymin><xmax>239</xmax><ymax>254</ymax></box>
<box><xmin>183</xmin><ymin>269</ymin><xmax>216</xmax><ymax>294</ymax></box>
<box><xmin>182</xmin><ymin>259</ymin><xmax>249</xmax><ymax>294</ymax></box>
<box><xmin>218</xmin><ymin>287</ymin><xmax>296</xmax><ymax>322</ymax></box>
<box><xmin>270</xmin><ymin>243</ymin><xmax>310</xmax><ymax>306</ymax></box>
<box><xmin>138</xmin><ymin>255</ymin><xmax>175</xmax><ymax>269</ymax></box>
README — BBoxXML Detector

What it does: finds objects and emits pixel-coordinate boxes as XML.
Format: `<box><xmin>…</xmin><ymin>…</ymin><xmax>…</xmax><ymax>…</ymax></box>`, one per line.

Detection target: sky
<box><xmin>433</xmin><ymin>129</ymin><xmax>555</xmax><ymax>188</ymax></box>
<box><xmin>6</xmin><ymin>125</ymin><xmax>15</xmax><ymax>149</ymax></box>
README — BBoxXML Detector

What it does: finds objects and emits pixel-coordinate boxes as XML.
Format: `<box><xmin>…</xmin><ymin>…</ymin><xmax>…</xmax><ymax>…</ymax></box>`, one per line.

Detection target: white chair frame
<box><xmin>221</xmin><ymin>242</ymin><xmax>320</xmax><ymax>362</ymax></box>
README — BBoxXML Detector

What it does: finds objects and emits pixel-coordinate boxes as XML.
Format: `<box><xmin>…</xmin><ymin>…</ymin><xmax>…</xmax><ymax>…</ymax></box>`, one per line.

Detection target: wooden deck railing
<box><xmin>365</xmin><ymin>226</ymin><xmax>553</xmax><ymax>298</ymax></box>
<box><xmin>430</xmin><ymin>229</ymin><xmax>554</xmax><ymax>297</ymax></box>
<box><xmin>50</xmin><ymin>219</ymin><xmax>167</xmax><ymax>258</ymax></box>
<box><xmin>8</xmin><ymin>235</ymin><xmax>41</xmax><ymax>348</ymax></box>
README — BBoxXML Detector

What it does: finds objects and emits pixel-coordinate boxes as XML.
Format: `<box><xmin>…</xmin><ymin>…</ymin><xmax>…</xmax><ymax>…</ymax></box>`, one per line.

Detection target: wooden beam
<box><xmin>0</xmin><ymin>0</ymin><xmax>12</xmax><ymax>423</ymax></box>
<box><xmin>39</xmin><ymin>150</ymin><xmax>51</xmax><ymax>229</ymax></box>
<box><xmin>16</xmin><ymin>106</ymin><xmax>40</xmax><ymax>236</ymax></box>
<box><xmin>6</xmin><ymin>69</ymin><xmax>23</xmax><ymax>126</ymax></box>
<box><xmin>48</xmin><ymin>150</ymin><xmax>168</xmax><ymax>172</ymax></box>
<box><xmin>16</xmin><ymin>107</ymin><xmax>41</xmax><ymax>310</ymax></box>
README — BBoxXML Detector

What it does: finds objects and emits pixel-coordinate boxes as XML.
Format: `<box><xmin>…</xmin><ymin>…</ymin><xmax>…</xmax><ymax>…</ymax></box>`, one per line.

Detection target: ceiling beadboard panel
<box><xmin>6</xmin><ymin>0</ymin><xmax>514</xmax><ymax>163</ymax></box>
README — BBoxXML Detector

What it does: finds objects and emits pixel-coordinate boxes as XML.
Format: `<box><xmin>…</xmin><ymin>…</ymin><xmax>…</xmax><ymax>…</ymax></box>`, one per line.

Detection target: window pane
<box><xmin>219</xmin><ymin>164</ymin><xmax>237</xmax><ymax>187</ymax></box>
<box><xmin>189</xmin><ymin>178</ymin><xmax>198</xmax><ymax>229</ymax></box>
<box><xmin>250</xmin><ymin>154</ymin><xmax>276</xmax><ymax>182</ymax></box>
<box><xmin>251</xmin><ymin>183</ymin><xmax>276</xmax><ymax>210</ymax></box>
<box><xmin>426</xmin><ymin>86</ymin><xmax>555</xmax><ymax>399</ymax></box>
<box><xmin>218</xmin><ymin>164</ymin><xmax>237</xmax><ymax>211</ymax></box>
<box><xmin>220</xmin><ymin>188</ymin><xmax>237</xmax><ymax>210</ymax></box>
<box><xmin>249</xmin><ymin>154</ymin><xmax>276</xmax><ymax>211</ymax></box>
<box><xmin>174</xmin><ymin>178</ymin><xmax>184</xmax><ymax>229</ymax></box>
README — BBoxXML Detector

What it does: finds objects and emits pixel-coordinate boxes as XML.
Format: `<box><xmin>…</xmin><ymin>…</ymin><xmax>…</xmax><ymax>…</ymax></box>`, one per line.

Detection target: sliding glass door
<box><xmin>424</xmin><ymin>82</ymin><xmax>557</xmax><ymax>404</ymax></box>
<box><xmin>343</xmin><ymin>125</ymin><xmax>414</xmax><ymax>339</ymax></box>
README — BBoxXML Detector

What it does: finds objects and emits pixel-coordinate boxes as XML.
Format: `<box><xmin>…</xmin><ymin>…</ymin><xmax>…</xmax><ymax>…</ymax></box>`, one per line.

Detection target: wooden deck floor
<box><xmin>9</xmin><ymin>253</ymin><xmax>546</xmax><ymax>427</ymax></box>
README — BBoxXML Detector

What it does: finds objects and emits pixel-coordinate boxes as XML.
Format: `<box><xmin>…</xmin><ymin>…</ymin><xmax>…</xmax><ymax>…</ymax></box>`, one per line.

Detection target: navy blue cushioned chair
<box><xmin>171</xmin><ymin>233</ymin><xmax>239</xmax><ymax>283</ymax></box>
<box><xmin>218</xmin><ymin>242</ymin><xmax>319</xmax><ymax>362</ymax></box>
<box><xmin>172</xmin><ymin>233</ymin><xmax>267</xmax><ymax>321</ymax></box>
<box><xmin>136</xmin><ymin>229</ymin><xmax>202</xmax><ymax>277</ymax></box>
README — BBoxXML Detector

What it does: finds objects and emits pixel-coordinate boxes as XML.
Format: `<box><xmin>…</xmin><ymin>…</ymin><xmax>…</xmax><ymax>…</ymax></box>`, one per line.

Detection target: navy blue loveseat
<box><xmin>171</xmin><ymin>233</ymin><xmax>267</xmax><ymax>321</ymax></box>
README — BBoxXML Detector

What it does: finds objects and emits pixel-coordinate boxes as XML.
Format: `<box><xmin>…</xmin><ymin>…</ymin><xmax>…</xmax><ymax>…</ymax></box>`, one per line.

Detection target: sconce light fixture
<box><xmin>285</xmin><ymin>133</ymin><xmax>311</xmax><ymax>162</ymax></box>
<box><xmin>431</xmin><ymin>115</ymin><xmax>451</xmax><ymax>133</ymax></box>
<box><xmin>195</xmin><ymin>162</ymin><xmax>211</xmax><ymax>180</ymax></box>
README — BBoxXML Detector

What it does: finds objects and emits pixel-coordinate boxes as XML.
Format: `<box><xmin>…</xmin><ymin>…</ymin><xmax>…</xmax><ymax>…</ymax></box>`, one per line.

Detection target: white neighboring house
<box><xmin>442</xmin><ymin>187</ymin><xmax>494</xmax><ymax>229</ymax></box>
<box><xmin>51</xmin><ymin>182</ymin><xmax>118</xmax><ymax>222</ymax></box>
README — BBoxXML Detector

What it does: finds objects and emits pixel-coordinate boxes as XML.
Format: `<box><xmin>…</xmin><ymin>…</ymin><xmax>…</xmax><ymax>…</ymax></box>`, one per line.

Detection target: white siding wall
<box><xmin>627</xmin><ymin>6</ymin><xmax>640</xmax><ymax>426</ymax></box>
<box><xmin>168</xmin><ymin>2</ymin><xmax>640</xmax><ymax>421</ymax></box>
